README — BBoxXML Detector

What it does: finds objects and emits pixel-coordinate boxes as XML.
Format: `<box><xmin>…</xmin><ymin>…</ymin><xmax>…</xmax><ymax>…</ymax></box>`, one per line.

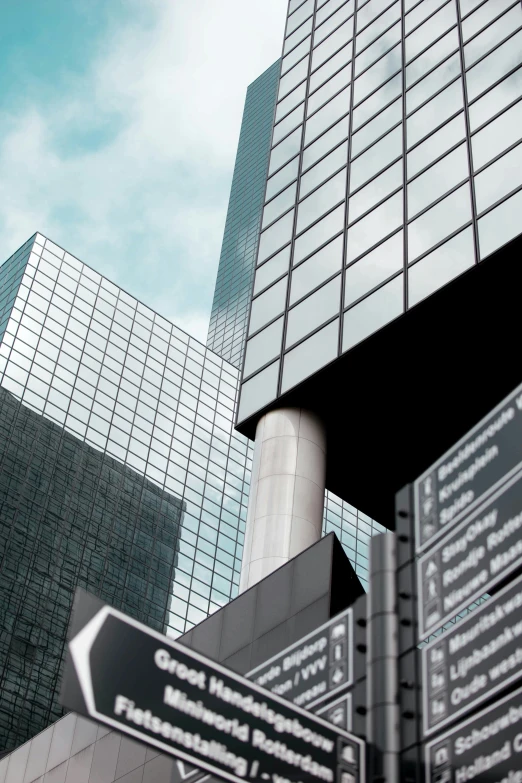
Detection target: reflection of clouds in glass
<box><xmin>406</xmin><ymin>27</ymin><xmax>459</xmax><ymax>86</ymax></box>
<box><xmin>286</xmin><ymin>275</ymin><xmax>340</xmax><ymax>348</ymax></box>
<box><xmin>469</xmin><ymin>67</ymin><xmax>522</xmax><ymax>131</ymax></box>
<box><xmin>408</xmin><ymin>227</ymin><xmax>474</xmax><ymax>307</ymax></box>
<box><xmin>464</xmin><ymin>6</ymin><xmax>520</xmax><ymax>67</ymax></box>
<box><xmin>297</xmin><ymin>169</ymin><xmax>346</xmax><ymax>232</ymax></box>
<box><xmin>282</xmin><ymin>35</ymin><xmax>311</xmax><ymax>75</ymax></box>
<box><xmin>351</xmin><ymin>98</ymin><xmax>401</xmax><ymax>156</ymax></box>
<box><xmin>300</xmin><ymin>142</ymin><xmax>348</xmax><ymax>197</ymax></box>
<box><xmin>349</xmin><ymin>161</ymin><xmax>402</xmax><ymax>222</ymax></box>
<box><xmin>262</xmin><ymin>183</ymin><xmax>297</xmax><ymax>229</ymax></box>
<box><xmin>310</xmin><ymin>44</ymin><xmax>351</xmax><ymax>92</ymax></box>
<box><xmin>273</xmin><ymin>103</ymin><xmax>304</xmax><ymax>146</ymax></box>
<box><xmin>471</xmin><ymin>98</ymin><xmax>522</xmax><ymax>170</ymax></box>
<box><xmin>466</xmin><ymin>29</ymin><xmax>522</xmax><ymax>100</ymax></box>
<box><xmin>463</xmin><ymin>0</ymin><xmax>513</xmax><ymax>42</ymax></box>
<box><xmin>356</xmin><ymin>22</ymin><xmax>401</xmax><ymax>75</ymax></box>
<box><xmin>279</xmin><ymin>57</ymin><xmax>309</xmax><ymax>100</ymax></box>
<box><xmin>248</xmin><ymin>277</ymin><xmax>287</xmax><ymax>335</ymax></box>
<box><xmin>344</xmin><ymin>230</ymin><xmax>403</xmax><ymax>307</ymax></box>
<box><xmin>294</xmin><ymin>204</ymin><xmax>345</xmax><ymax>264</ymax></box>
<box><xmin>275</xmin><ymin>82</ymin><xmax>307</xmax><ymax>124</ymax></box>
<box><xmin>354</xmin><ymin>44</ymin><xmax>402</xmax><ymax>103</ymax></box>
<box><xmin>405</xmin><ymin>4</ymin><xmax>457</xmax><ymax>62</ymax></box>
<box><xmin>308</xmin><ymin>65</ymin><xmax>351</xmax><ymax>116</ymax></box>
<box><xmin>282</xmin><ymin>319</ymin><xmax>338</xmax><ymax>393</ymax></box>
<box><xmin>286</xmin><ymin>0</ymin><xmax>314</xmax><ymax>37</ymax></box>
<box><xmin>254</xmin><ymin>248</ymin><xmax>291</xmax><ymax>295</ymax></box>
<box><xmin>478</xmin><ymin>189</ymin><xmax>522</xmax><ymax>260</ymax></box>
<box><xmin>406</xmin><ymin>52</ymin><xmax>460</xmax><ymax>113</ymax></box>
<box><xmin>269</xmin><ymin>128</ymin><xmax>301</xmax><ymax>175</ymax></box>
<box><xmin>238</xmin><ymin>360</ymin><xmax>279</xmax><ymax>422</ymax></box>
<box><xmin>303</xmin><ymin>117</ymin><xmax>349</xmax><ymax>169</ymax></box>
<box><xmin>408</xmin><ymin>183</ymin><xmax>471</xmax><ymax>261</ymax></box>
<box><xmin>353</xmin><ymin>73</ymin><xmax>401</xmax><ymax>128</ymax></box>
<box><xmin>316</xmin><ymin>0</ymin><xmax>350</xmax><ymax>28</ymax></box>
<box><xmin>405</xmin><ymin>0</ymin><xmax>447</xmax><ymax>34</ymax></box>
<box><xmin>315</xmin><ymin>2</ymin><xmax>354</xmax><ymax>46</ymax></box>
<box><xmin>475</xmin><ymin>142</ymin><xmax>522</xmax><ymax>214</ymax></box>
<box><xmin>258</xmin><ymin>210</ymin><xmax>294</xmax><ymax>264</ymax></box>
<box><xmin>350</xmin><ymin>126</ymin><xmax>402</xmax><ymax>190</ymax></box>
<box><xmin>305</xmin><ymin>87</ymin><xmax>350</xmax><ymax>144</ymax></box>
<box><xmin>290</xmin><ymin>235</ymin><xmax>343</xmax><ymax>303</ymax></box>
<box><xmin>243</xmin><ymin>317</ymin><xmax>284</xmax><ymax>378</ymax></box>
<box><xmin>357</xmin><ymin>2</ymin><xmax>400</xmax><ymax>52</ymax></box>
<box><xmin>407</xmin><ymin>79</ymin><xmax>463</xmax><ymax>146</ymax></box>
<box><xmin>347</xmin><ymin>191</ymin><xmax>403</xmax><ymax>262</ymax></box>
<box><xmin>343</xmin><ymin>274</ymin><xmax>403</xmax><ymax>352</ymax></box>
<box><xmin>358</xmin><ymin>0</ymin><xmax>398</xmax><ymax>29</ymax></box>
<box><xmin>407</xmin><ymin>113</ymin><xmax>466</xmax><ymax>178</ymax></box>
<box><xmin>284</xmin><ymin>17</ymin><xmax>313</xmax><ymax>57</ymax></box>
<box><xmin>408</xmin><ymin>143</ymin><xmax>468</xmax><ymax>218</ymax></box>
<box><xmin>312</xmin><ymin>19</ymin><xmax>354</xmax><ymax>70</ymax></box>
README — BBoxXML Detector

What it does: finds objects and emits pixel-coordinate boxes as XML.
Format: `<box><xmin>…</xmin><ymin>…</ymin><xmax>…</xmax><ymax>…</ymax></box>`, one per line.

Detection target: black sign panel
<box><xmin>425</xmin><ymin>683</ymin><xmax>522</xmax><ymax>782</ymax></box>
<box><xmin>315</xmin><ymin>694</ymin><xmax>352</xmax><ymax>733</ymax></box>
<box><xmin>414</xmin><ymin>382</ymin><xmax>522</xmax><ymax>554</ymax></box>
<box><xmin>247</xmin><ymin>609</ymin><xmax>353</xmax><ymax>711</ymax></box>
<box><xmin>422</xmin><ymin>572</ymin><xmax>522</xmax><ymax>735</ymax></box>
<box><xmin>61</xmin><ymin>591</ymin><xmax>365</xmax><ymax>783</ymax></box>
<box><xmin>417</xmin><ymin>470</ymin><xmax>522</xmax><ymax>639</ymax></box>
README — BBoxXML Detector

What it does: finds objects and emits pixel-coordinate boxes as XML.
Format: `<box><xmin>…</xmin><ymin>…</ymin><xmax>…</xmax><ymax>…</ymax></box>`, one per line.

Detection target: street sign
<box><xmin>422</xmin><ymin>572</ymin><xmax>522</xmax><ymax>736</ymax></box>
<box><xmin>417</xmin><ymin>469</ymin><xmax>522</xmax><ymax>639</ymax></box>
<box><xmin>246</xmin><ymin>609</ymin><xmax>353</xmax><ymax>711</ymax></box>
<box><xmin>315</xmin><ymin>694</ymin><xmax>352</xmax><ymax>733</ymax></box>
<box><xmin>414</xmin><ymin>381</ymin><xmax>522</xmax><ymax>554</ymax></box>
<box><xmin>425</xmin><ymin>682</ymin><xmax>522</xmax><ymax>783</ymax></box>
<box><xmin>61</xmin><ymin>590</ymin><xmax>365</xmax><ymax>783</ymax></box>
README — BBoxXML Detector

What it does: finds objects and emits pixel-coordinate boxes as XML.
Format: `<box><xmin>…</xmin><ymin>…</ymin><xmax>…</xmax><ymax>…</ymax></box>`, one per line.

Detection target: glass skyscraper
<box><xmin>0</xmin><ymin>233</ymin><xmax>253</xmax><ymax>751</ymax></box>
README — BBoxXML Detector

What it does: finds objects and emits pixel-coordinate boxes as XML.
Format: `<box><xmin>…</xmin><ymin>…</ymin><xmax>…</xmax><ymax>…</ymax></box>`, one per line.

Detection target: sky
<box><xmin>0</xmin><ymin>0</ymin><xmax>286</xmax><ymax>343</ymax></box>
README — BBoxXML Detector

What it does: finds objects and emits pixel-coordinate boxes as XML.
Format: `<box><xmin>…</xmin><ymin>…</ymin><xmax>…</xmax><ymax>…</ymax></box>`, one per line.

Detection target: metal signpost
<box><xmin>315</xmin><ymin>694</ymin><xmax>353</xmax><ymax>733</ymax></box>
<box><xmin>61</xmin><ymin>590</ymin><xmax>366</xmax><ymax>783</ymax></box>
<box><xmin>246</xmin><ymin>609</ymin><xmax>353</xmax><ymax>711</ymax></box>
<box><xmin>414</xmin><ymin>381</ymin><xmax>522</xmax><ymax>554</ymax></box>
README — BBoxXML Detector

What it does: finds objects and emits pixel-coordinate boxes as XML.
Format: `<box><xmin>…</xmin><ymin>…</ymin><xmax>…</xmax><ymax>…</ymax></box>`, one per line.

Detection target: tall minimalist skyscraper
<box><xmin>0</xmin><ymin>234</ymin><xmax>253</xmax><ymax>751</ymax></box>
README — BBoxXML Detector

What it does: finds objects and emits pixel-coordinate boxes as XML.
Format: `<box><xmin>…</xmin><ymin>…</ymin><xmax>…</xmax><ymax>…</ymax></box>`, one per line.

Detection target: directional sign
<box><xmin>417</xmin><ymin>469</ymin><xmax>522</xmax><ymax>639</ymax></box>
<box><xmin>425</xmin><ymin>682</ymin><xmax>522</xmax><ymax>783</ymax></box>
<box><xmin>61</xmin><ymin>590</ymin><xmax>365</xmax><ymax>783</ymax></box>
<box><xmin>422</xmin><ymin>572</ymin><xmax>522</xmax><ymax>735</ymax></box>
<box><xmin>315</xmin><ymin>694</ymin><xmax>352</xmax><ymax>733</ymax></box>
<box><xmin>414</xmin><ymin>381</ymin><xmax>522</xmax><ymax>554</ymax></box>
<box><xmin>247</xmin><ymin>609</ymin><xmax>353</xmax><ymax>711</ymax></box>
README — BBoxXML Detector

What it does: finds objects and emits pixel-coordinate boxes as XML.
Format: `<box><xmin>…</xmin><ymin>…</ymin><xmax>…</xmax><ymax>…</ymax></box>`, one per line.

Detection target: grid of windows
<box><xmin>207</xmin><ymin>61</ymin><xmax>281</xmax><ymax>369</ymax></box>
<box><xmin>238</xmin><ymin>0</ymin><xmax>522</xmax><ymax>423</ymax></box>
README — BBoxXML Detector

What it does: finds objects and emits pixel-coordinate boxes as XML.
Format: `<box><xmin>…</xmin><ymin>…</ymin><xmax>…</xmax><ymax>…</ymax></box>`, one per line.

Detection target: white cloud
<box><xmin>0</xmin><ymin>0</ymin><xmax>286</xmax><ymax>345</ymax></box>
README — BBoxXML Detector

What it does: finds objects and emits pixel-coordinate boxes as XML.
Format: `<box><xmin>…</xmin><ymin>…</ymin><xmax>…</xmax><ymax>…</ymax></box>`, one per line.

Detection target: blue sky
<box><xmin>0</xmin><ymin>0</ymin><xmax>286</xmax><ymax>341</ymax></box>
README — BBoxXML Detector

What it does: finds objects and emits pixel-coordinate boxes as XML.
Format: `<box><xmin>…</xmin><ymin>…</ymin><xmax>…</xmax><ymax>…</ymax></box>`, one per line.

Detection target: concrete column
<box><xmin>239</xmin><ymin>407</ymin><xmax>326</xmax><ymax>592</ymax></box>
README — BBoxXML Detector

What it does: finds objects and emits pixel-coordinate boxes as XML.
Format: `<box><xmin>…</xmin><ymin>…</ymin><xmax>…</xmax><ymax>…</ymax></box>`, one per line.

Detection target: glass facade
<box><xmin>0</xmin><ymin>233</ymin><xmax>253</xmax><ymax>751</ymax></box>
<box><xmin>238</xmin><ymin>0</ymin><xmax>522</xmax><ymax>423</ymax></box>
<box><xmin>207</xmin><ymin>61</ymin><xmax>281</xmax><ymax>370</ymax></box>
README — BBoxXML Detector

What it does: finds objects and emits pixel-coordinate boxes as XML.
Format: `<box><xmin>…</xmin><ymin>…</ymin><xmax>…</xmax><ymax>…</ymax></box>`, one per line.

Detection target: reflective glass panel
<box><xmin>463</xmin><ymin>0</ymin><xmax>515</xmax><ymax>42</ymax></box>
<box><xmin>406</xmin><ymin>53</ymin><xmax>460</xmax><ymax>113</ymax></box>
<box><xmin>354</xmin><ymin>44</ymin><xmax>402</xmax><ymax>104</ymax></box>
<box><xmin>275</xmin><ymin>82</ymin><xmax>307</xmax><ymax>123</ymax></box>
<box><xmin>459</xmin><ymin>0</ymin><xmax>484</xmax><ymax>14</ymax></box>
<box><xmin>294</xmin><ymin>204</ymin><xmax>345</xmax><ymax>264</ymax></box>
<box><xmin>471</xmin><ymin>99</ymin><xmax>522</xmax><ymax>170</ymax></box>
<box><xmin>346</xmin><ymin>191</ymin><xmax>403</xmax><ymax>263</ymax></box>
<box><xmin>315</xmin><ymin>2</ymin><xmax>354</xmax><ymax>45</ymax></box>
<box><xmin>405</xmin><ymin>0</ymin><xmax>447</xmax><ymax>33</ymax></box>
<box><xmin>266</xmin><ymin>157</ymin><xmax>300</xmax><ymax>201</ymax></box>
<box><xmin>469</xmin><ymin>67</ymin><xmax>522</xmax><ymax>132</ymax></box>
<box><xmin>349</xmin><ymin>161</ymin><xmax>402</xmax><ymax>222</ymax></box>
<box><xmin>405</xmin><ymin>27</ymin><xmax>459</xmax><ymax>87</ymax></box>
<box><xmin>475</xmin><ymin>141</ymin><xmax>522</xmax><ymax>214</ymax></box>
<box><xmin>307</xmin><ymin>65</ymin><xmax>351</xmax><ymax>116</ymax></box>
<box><xmin>238</xmin><ymin>361</ymin><xmax>280</xmax><ymax>423</ymax></box>
<box><xmin>342</xmin><ymin>274</ymin><xmax>403</xmax><ymax>352</ymax></box>
<box><xmin>281</xmin><ymin>319</ymin><xmax>339</xmax><ymax>393</ymax></box>
<box><xmin>466</xmin><ymin>29</ymin><xmax>522</xmax><ymax>101</ymax></box>
<box><xmin>356</xmin><ymin>2</ymin><xmax>400</xmax><ymax>52</ymax></box>
<box><xmin>357</xmin><ymin>0</ymin><xmax>396</xmax><ymax>29</ymax></box>
<box><xmin>350</xmin><ymin>126</ymin><xmax>402</xmax><ymax>191</ymax></box>
<box><xmin>352</xmin><ymin>73</ymin><xmax>402</xmax><ymax>129</ymax></box>
<box><xmin>258</xmin><ymin>211</ymin><xmax>294</xmax><ymax>264</ymax></box>
<box><xmin>243</xmin><ymin>318</ymin><xmax>284</xmax><ymax>378</ymax></box>
<box><xmin>297</xmin><ymin>169</ymin><xmax>347</xmax><ymax>233</ymax></box>
<box><xmin>290</xmin><ymin>235</ymin><xmax>344</xmax><ymax>304</ymax></box>
<box><xmin>351</xmin><ymin>98</ymin><xmax>402</xmax><ymax>156</ymax></box>
<box><xmin>316</xmin><ymin>0</ymin><xmax>349</xmax><ymax>27</ymax></box>
<box><xmin>287</xmin><ymin>0</ymin><xmax>314</xmax><ymax>36</ymax></box>
<box><xmin>279</xmin><ymin>58</ymin><xmax>309</xmax><ymax>101</ymax></box>
<box><xmin>464</xmin><ymin>6</ymin><xmax>521</xmax><ymax>68</ymax></box>
<box><xmin>407</xmin><ymin>112</ymin><xmax>466</xmax><ymax>177</ymax></box>
<box><xmin>286</xmin><ymin>276</ymin><xmax>341</xmax><ymax>348</ymax></box>
<box><xmin>408</xmin><ymin>183</ymin><xmax>472</xmax><ymax>262</ymax></box>
<box><xmin>344</xmin><ymin>230</ymin><xmax>403</xmax><ymax>307</ymax></box>
<box><xmin>407</xmin><ymin>79</ymin><xmax>463</xmax><ymax>147</ymax></box>
<box><xmin>269</xmin><ymin>128</ymin><xmax>302</xmax><ymax>175</ymax></box>
<box><xmin>305</xmin><ymin>87</ymin><xmax>350</xmax><ymax>144</ymax></box>
<box><xmin>248</xmin><ymin>277</ymin><xmax>288</xmax><ymax>335</ymax></box>
<box><xmin>282</xmin><ymin>36</ymin><xmax>311</xmax><ymax>75</ymax></box>
<box><xmin>284</xmin><ymin>17</ymin><xmax>314</xmax><ymax>56</ymax></box>
<box><xmin>355</xmin><ymin>21</ymin><xmax>401</xmax><ymax>75</ymax></box>
<box><xmin>478</xmin><ymin>188</ymin><xmax>522</xmax><ymax>260</ymax></box>
<box><xmin>254</xmin><ymin>247</ymin><xmax>291</xmax><ymax>295</ymax></box>
<box><xmin>312</xmin><ymin>20</ymin><xmax>355</xmax><ymax>71</ymax></box>
<box><xmin>407</xmin><ymin>144</ymin><xmax>468</xmax><ymax>218</ymax></box>
<box><xmin>303</xmin><ymin>116</ymin><xmax>350</xmax><ymax>170</ymax></box>
<box><xmin>405</xmin><ymin>3</ymin><xmax>457</xmax><ymax>63</ymax></box>
<box><xmin>408</xmin><ymin>227</ymin><xmax>475</xmax><ymax>306</ymax></box>
<box><xmin>290</xmin><ymin>0</ymin><xmax>308</xmax><ymax>13</ymax></box>
<box><xmin>300</xmin><ymin>141</ymin><xmax>348</xmax><ymax>197</ymax></box>
<box><xmin>310</xmin><ymin>44</ymin><xmax>352</xmax><ymax>92</ymax></box>
<box><xmin>273</xmin><ymin>103</ymin><xmax>305</xmax><ymax>146</ymax></box>
<box><xmin>262</xmin><ymin>183</ymin><xmax>297</xmax><ymax>229</ymax></box>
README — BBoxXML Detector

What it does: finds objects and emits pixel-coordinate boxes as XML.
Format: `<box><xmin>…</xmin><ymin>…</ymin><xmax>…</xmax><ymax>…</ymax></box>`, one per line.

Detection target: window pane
<box><xmin>354</xmin><ymin>44</ymin><xmax>402</xmax><ymax>104</ymax></box>
<box><xmin>356</xmin><ymin>2</ymin><xmax>400</xmax><ymax>52</ymax></box>
<box><xmin>243</xmin><ymin>318</ymin><xmax>284</xmax><ymax>377</ymax></box>
<box><xmin>312</xmin><ymin>19</ymin><xmax>355</xmax><ymax>70</ymax></box>
<box><xmin>407</xmin><ymin>112</ymin><xmax>466</xmax><ymax>177</ymax></box>
<box><xmin>262</xmin><ymin>184</ymin><xmax>297</xmax><ymax>229</ymax></box>
<box><xmin>462</xmin><ymin>0</ymin><xmax>514</xmax><ymax>42</ymax></box>
<box><xmin>478</xmin><ymin>188</ymin><xmax>522</xmax><ymax>260</ymax></box>
<box><xmin>464</xmin><ymin>6</ymin><xmax>521</xmax><ymax>68</ymax></box>
<box><xmin>258</xmin><ymin>211</ymin><xmax>294</xmax><ymax>264</ymax></box>
<box><xmin>405</xmin><ymin>3</ymin><xmax>457</xmax><ymax>63</ymax></box>
<box><xmin>310</xmin><ymin>44</ymin><xmax>352</xmax><ymax>92</ymax></box>
<box><xmin>406</xmin><ymin>53</ymin><xmax>460</xmax><ymax>114</ymax></box>
<box><xmin>357</xmin><ymin>0</ymin><xmax>396</xmax><ymax>29</ymax></box>
<box><xmin>351</xmin><ymin>97</ymin><xmax>402</xmax><ymax>156</ymax></box>
<box><xmin>344</xmin><ymin>230</ymin><xmax>403</xmax><ymax>307</ymax></box>
<box><xmin>355</xmin><ymin>21</ymin><xmax>401</xmax><ymax>75</ymax></box>
<box><xmin>287</xmin><ymin>0</ymin><xmax>314</xmax><ymax>36</ymax></box>
<box><xmin>307</xmin><ymin>64</ymin><xmax>351</xmax><ymax>116</ymax></box>
<box><xmin>407</xmin><ymin>79</ymin><xmax>463</xmax><ymax>147</ymax></box>
<box><xmin>269</xmin><ymin>128</ymin><xmax>302</xmax><ymax>175</ymax></box>
<box><xmin>285</xmin><ymin>17</ymin><xmax>314</xmax><ymax>56</ymax></box>
<box><xmin>350</xmin><ymin>126</ymin><xmax>402</xmax><ymax>191</ymax></box>
<box><xmin>282</xmin><ymin>320</ymin><xmax>339</xmax><ymax>393</ymax></box>
<box><xmin>300</xmin><ymin>141</ymin><xmax>348</xmax><ymax>197</ymax></box>
<box><xmin>405</xmin><ymin>0</ymin><xmax>447</xmax><ymax>34</ymax></box>
<box><xmin>286</xmin><ymin>276</ymin><xmax>341</xmax><ymax>347</ymax></box>
<box><xmin>408</xmin><ymin>143</ymin><xmax>468</xmax><ymax>218</ymax></box>
<box><xmin>273</xmin><ymin>103</ymin><xmax>305</xmax><ymax>146</ymax></box>
<box><xmin>315</xmin><ymin>2</ymin><xmax>354</xmax><ymax>45</ymax></box>
<box><xmin>408</xmin><ymin>227</ymin><xmax>475</xmax><ymax>306</ymax></box>
<box><xmin>469</xmin><ymin>67</ymin><xmax>522</xmax><ymax>132</ymax></box>
<box><xmin>303</xmin><ymin>116</ymin><xmax>350</xmax><ymax>169</ymax></box>
<box><xmin>254</xmin><ymin>247</ymin><xmax>291</xmax><ymax>295</ymax></box>
<box><xmin>475</xmin><ymin>141</ymin><xmax>522</xmax><ymax>214</ymax></box>
<box><xmin>342</xmin><ymin>274</ymin><xmax>403</xmax><ymax>352</ymax></box>
<box><xmin>305</xmin><ymin>87</ymin><xmax>350</xmax><ymax>144</ymax></box>
<box><xmin>346</xmin><ymin>191</ymin><xmax>403</xmax><ymax>262</ymax></box>
<box><xmin>297</xmin><ymin>169</ymin><xmax>347</xmax><ymax>233</ymax></box>
<box><xmin>471</xmin><ymin>99</ymin><xmax>522</xmax><ymax>170</ymax></box>
<box><xmin>266</xmin><ymin>157</ymin><xmax>300</xmax><ymax>201</ymax></box>
<box><xmin>408</xmin><ymin>183</ymin><xmax>472</xmax><ymax>262</ymax></box>
<box><xmin>316</xmin><ymin>0</ymin><xmax>349</xmax><ymax>27</ymax></box>
<box><xmin>290</xmin><ymin>235</ymin><xmax>344</xmax><ymax>304</ymax></box>
<box><xmin>279</xmin><ymin>56</ymin><xmax>309</xmax><ymax>100</ymax></box>
<box><xmin>349</xmin><ymin>161</ymin><xmax>402</xmax><ymax>222</ymax></box>
<box><xmin>406</xmin><ymin>27</ymin><xmax>459</xmax><ymax>87</ymax></box>
<box><xmin>466</xmin><ymin>29</ymin><xmax>522</xmax><ymax>101</ymax></box>
<box><xmin>282</xmin><ymin>35</ymin><xmax>311</xmax><ymax>74</ymax></box>
<box><xmin>294</xmin><ymin>204</ymin><xmax>345</xmax><ymax>264</ymax></box>
<box><xmin>248</xmin><ymin>277</ymin><xmax>288</xmax><ymax>335</ymax></box>
<box><xmin>352</xmin><ymin>73</ymin><xmax>402</xmax><ymax>129</ymax></box>
<box><xmin>238</xmin><ymin>361</ymin><xmax>279</xmax><ymax>422</ymax></box>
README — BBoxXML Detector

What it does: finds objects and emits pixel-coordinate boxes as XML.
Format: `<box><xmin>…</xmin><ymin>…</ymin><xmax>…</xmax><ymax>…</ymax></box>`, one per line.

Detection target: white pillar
<box><xmin>239</xmin><ymin>408</ymin><xmax>326</xmax><ymax>592</ymax></box>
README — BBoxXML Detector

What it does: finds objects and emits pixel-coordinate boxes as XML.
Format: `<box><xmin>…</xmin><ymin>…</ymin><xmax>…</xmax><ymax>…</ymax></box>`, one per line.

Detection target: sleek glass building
<box><xmin>0</xmin><ymin>233</ymin><xmax>253</xmax><ymax>751</ymax></box>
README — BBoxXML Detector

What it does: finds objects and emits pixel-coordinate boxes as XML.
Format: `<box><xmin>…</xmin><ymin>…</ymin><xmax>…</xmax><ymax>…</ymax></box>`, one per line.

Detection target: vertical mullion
<box><xmin>401</xmin><ymin>0</ymin><xmax>408</xmax><ymax>312</ymax></box>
